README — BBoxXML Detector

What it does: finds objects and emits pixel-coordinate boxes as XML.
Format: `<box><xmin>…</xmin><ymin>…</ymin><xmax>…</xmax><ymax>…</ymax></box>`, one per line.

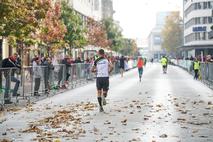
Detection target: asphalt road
<box><xmin>0</xmin><ymin>63</ymin><xmax>213</xmax><ymax>142</ymax></box>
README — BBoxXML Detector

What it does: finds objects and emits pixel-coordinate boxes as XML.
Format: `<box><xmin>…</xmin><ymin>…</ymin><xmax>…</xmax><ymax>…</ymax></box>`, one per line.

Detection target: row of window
<box><xmin>185</xmin><ymin>32</ymin><xmax>209</xmax><ymax>43</ymax></box>
<box><xmin>184</xmin><ymin>1</ymin><xmax>213</xmax><ymax>17</ymax></box>
<box><xmin>185</xmin><ymin>16</ymin><xmax>213</xmax><ymax>29</ymax></box>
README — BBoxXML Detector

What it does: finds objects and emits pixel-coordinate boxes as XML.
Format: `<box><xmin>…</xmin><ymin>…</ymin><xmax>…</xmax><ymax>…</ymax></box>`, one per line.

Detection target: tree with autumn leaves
<box><xmin>0</xmin><ymin>0</ymin><xmax>50</xmax><ymax>45</ymax></box>
<box><xmin>161</xmin><ymin>12</ymin><xmax>183</xmax><ymax>56</ymax></box>
<box><xmin>102</xmin><ymin>18</ymin><xmax>123</xmax><ymax>52</ymax></box>
<box><xmin>87</xmin><ymin>18</ymin><xmax>110</xmax><ymax>48</ymax></box>
<box><xmin>61</xmin><ymin>1</ymin><xmax>87</xmax><ymax>55</ymax></box>
<box><xmin>87</xmin><ymin>17</ymin><xmax>137</xmax><ymax>56</ymax></box>
<box><xmin>0</xmin><ymin>0</ymin><xmax>66</xmax><ymax>55</ymax></box>
<box><xmin>119</xmin><ymin>39</ymin><xmax>138</xmax><ymax>56</ymax></box>
<box><xmin>0</xmin><ymin>0</ymin><xmax>137</xmax><ymax>58</ymax></box>
<box><xmin>37</xmin><ymin>1</ymin><xmax>67</xmax><ymax>55</ymax></box>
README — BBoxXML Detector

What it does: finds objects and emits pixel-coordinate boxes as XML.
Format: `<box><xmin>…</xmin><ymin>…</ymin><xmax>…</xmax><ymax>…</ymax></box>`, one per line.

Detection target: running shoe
<box><xmin>99</xmin><ymin>106</ymin><xmax>104</xmax><ymax>112</ymax></box>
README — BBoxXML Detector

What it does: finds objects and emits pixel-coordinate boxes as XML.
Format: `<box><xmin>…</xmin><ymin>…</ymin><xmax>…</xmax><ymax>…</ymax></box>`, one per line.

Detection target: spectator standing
<box><xmin>57</xmin><ymin>58</ymin><xmax>66</xmax><ymax>89</ymax></box>
<box><xmin>190</xmin><ymin>56</ymin><xmax>194</xmax><ymax>61</ymax></box>
<box><xmin>2</xmin><ymin>53</ymin><xmax>21</xmax><ymax>104</ymax></box>
<box><xmin>75</xmin><ymin>57</ymin><xmax>82</xmax><ymax>63</ymax></box>
<box><xmin>124</xmin><ymin>58</ymin><xmax>129</xmax><ymax>71</ymax></box>
<box><xmin>33</xmin><ymin>57</ymin><xmax>42</xmax><ymax>96</ymax></box>
<box><xmin>62</xmin><ymin>55</ymin><xmax>71</xmax><ymax>85</ymax></box>
<box><xmin>119</xmin><ymin>56</ymin><xmax>125</xmax><ymax>77</ymax></box>
<box><xmin>42</xmin><ymin>57</ymin><xmax>54</xmax><ymax>94</ymax></box>
<box><xmin>85</xmin><ymin>58</ymin><xmax>92</xmax><ymax>80</ymax></box>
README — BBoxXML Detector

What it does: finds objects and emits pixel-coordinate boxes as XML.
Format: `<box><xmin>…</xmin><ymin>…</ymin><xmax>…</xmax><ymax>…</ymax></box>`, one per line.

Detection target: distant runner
<box><xmin>160</xmin><ymin>56</ymin><xmax>168</xmax><ymax>74</ymax></box>
<box><xmin>150</xmin><ymin>58</ymin><xmax>154</xmax><ymax>63</ymax></box>
<box><xmin>119</xmin><ymin>56</ymin><xmax>125</xmax><ymax>77</ymax></box>
<box><xmin>92</xmin><ymin>49</ymin><xmax>113</xmax><ymax>112</ymax></box>
<box><xmin>137</xmin><ymin>57</ymin><xmax>144</xmax><ymax>82</ymax></box>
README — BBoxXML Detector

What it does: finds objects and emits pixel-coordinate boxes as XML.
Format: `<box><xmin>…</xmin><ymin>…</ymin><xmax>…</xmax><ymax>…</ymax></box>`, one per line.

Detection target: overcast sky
<box><xmin>113</xmin><ymin>0</ymin><xmax>182</xmax><ymax>39</ymax></box>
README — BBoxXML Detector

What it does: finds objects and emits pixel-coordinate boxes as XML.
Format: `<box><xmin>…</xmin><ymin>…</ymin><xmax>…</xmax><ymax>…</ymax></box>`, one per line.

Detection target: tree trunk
<box><xmin>69</xmin><ymin>44</ymin><xmax>72</xmax><ymax>56</ymax></box>
<box><xmin>20</xmin><ymin>42</ymin><xmax>24</xmax><ymax>89</ymax></box>
<box><xmin>0</xmin><ymin>37</ymin><xmax>3</xmax><ymax>89</ymax></box>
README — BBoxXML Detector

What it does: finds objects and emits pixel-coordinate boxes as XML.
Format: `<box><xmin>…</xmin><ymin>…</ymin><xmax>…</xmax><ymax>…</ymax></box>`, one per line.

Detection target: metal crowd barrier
<box><xmin>22</xmin><ymin>65</ymin><xmax>66</xmax><ymax>97</ymax></box>
<box><xmin>0</xmin><ymin>63</ymin><xmax>96</xmax><ymax>107</ymax></box>
<box><xmin>112</xmin><ymin>61</ymin><xmax>120</xmax><ymax>74</ymax></box>
<box><xmin>171</xmin><ymin>59</ymin><xmax>213</xmax><ymax>89</ymax></box>
<box><xmin>0</xmin><ymin>67</ymin><xmax>21</xmax><ymax>109</ymax></box>
<box><xmin>0</xmin><ymin>60</ymin><xmax>137</xmax><ymax>108</ymax></box>
<box><xmin>172</xmin><ymin>59</ymin><xmax>193</xmax><ymax>73</ymax></box>
<box><xmin>200</xmin><ymin>63</ymin><xmax>213</xmax><ymax>86</ymax></box>
<box><xmin>68</xmin><ymin>63</ymin><xmax>94</xmax><ymax>88</ymax></box>
<box><xmin>0</xmin><ymin>65</ymin><xmax>67</xmax><ymax>108</ymax></box>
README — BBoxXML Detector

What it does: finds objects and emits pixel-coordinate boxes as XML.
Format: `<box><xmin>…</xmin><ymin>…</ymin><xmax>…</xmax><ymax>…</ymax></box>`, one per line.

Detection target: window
<box><xmin>196</xmin><ymin>33</ymin><xmax>201</xmax><ymax>40</ymax></box>
<box><xmin>153</xmin><ymin>35</ymin><xmax>161</xmax><ymax>45</ymax></box>
<box><xmin>185</xmin><ymin>15</ymin><xmax>213</xmax><ymax>30</ymax></box>
<box><xmin>208</xmin><ymin>17</ymin><xmax>213</xmax><ymax>24</ymax></box>
<box><xmin>185</xmin><ymin>32</ymin><xmax>209</xmax><ymax>43</ymax></box>
<box><xmin>204</xmin><ymin>2</ymin><xmax>208</xmax><ymax>9</ymax></box>
<box><xmin>185</xmin><ymin>33</ymin><xmax>195</xmax><ymax>43</ymax></box>
<box><xmin>201</xmin><ymin>32</ymin><xmax>206</xmax><ymax>40</ymax></box>
<box><xmin>185</xmin><ymin>2</ymin><xmax>213</xmax><ymax>17</ymax></box>
<box><xmin>203</xmin><ymin>17</ymin><xmax>208</xmax><ymax>24</ymax></box>
<box><xmin>195</xmin><ymin>17</ymin><xmax>201</xmax><ymax>24</ymax></box>
<box><xmin>208</xmin><ymin>2</ymin><xmax>212</xmax><ymax>8</ymax></box>
<box><xmin>195</xmin><ymin>33</ymin><xmax>198</xmax><ymax>40</ymax></box>
<box><xmin>195</xmin><ymin>3</ymin><xmax>202</xmax><ymax>9</ymax></box>
<box><xmin>195</xmin><ymin>3</ymin><xmax>198</xmax><ymax>10</ymax></box>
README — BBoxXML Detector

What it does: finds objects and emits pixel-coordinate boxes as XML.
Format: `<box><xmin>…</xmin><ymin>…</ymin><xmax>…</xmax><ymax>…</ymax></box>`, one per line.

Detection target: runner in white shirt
<box><xmin>92</xmin><ymin>49</ymin><xmax>113</xmax><ymax>112</ymax></box>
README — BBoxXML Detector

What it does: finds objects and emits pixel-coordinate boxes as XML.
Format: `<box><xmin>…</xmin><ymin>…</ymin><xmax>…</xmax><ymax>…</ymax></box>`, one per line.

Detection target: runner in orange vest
<box><xmin>137</xmin><ymin>57</ymin><xmax>144</xmax><ymax>82</ymax></box>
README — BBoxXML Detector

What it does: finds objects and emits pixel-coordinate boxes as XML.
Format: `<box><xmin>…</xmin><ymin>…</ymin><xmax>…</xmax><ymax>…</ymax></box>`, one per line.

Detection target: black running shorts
<box><xmin>96</xmin><ymin>77</ymin><xmax>109</xmax><ymax>91</ymax></box>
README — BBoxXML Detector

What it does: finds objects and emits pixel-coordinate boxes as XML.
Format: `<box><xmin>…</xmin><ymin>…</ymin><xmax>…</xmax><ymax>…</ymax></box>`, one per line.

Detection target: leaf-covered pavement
<box><xmin>0</xmin><ymin>64</ymin><xmax>213</xmax><ymax>142</ymax></box>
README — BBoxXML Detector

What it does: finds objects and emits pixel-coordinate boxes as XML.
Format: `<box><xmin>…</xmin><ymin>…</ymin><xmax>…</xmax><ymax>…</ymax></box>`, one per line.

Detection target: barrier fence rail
<box><xmin>171</xmin><ymin>59</ymin><xmax>213</xmax><ymax>89</ymax></box>
<box><xmin>0</xmin><ymin>60</ymin><xmax>137</xmax><ymax>109</ymax></box>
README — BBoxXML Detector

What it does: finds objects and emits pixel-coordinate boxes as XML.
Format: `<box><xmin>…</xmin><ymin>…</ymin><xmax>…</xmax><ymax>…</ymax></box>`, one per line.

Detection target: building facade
<box><xmin>148</xmin><ymin>12</ymin><xmax>171</xmax><ymax>60</ymax></box>
<box><xmin>183</xmin><ymin>0</ymin><xmax>213</xmax><ymax>57</ymax></box>
<box><xmin>136</xmin><ymin>38</ymin><xmax>149</xmax><ymax>58</ymax></box>
<box><xmin>101</xmin><ymin>0</ymin><xmax>114</xmax><ymax>19</ymax></box>
<box><xmin>67</xmin><ymin>0</ymin><xmax>102</xmax><ymax>21</ymax></box>
<box><xmin>67</xmin><ymin>0</ymin><xmax>114</xmax><ymax>20</ymax></box>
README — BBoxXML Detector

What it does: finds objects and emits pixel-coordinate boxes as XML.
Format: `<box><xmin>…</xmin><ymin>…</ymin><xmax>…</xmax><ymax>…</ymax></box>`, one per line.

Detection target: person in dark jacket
<box><xmin>119</xmin><ymin>56</ymin><xmax>125</xmax><ymax>77</ymax></box>
<box><xmin>42</xmin><ymin>57</ymin><xmax>54</xmax><ymax>94</ymax></box>
<box><xmin>74</xmin><ymin>57</ymin><xmax>82</xmax><ymax>63</ymax></box>
<box><xmin>2</xmin><ymin>53</ymin><xmax>21</xmax><ymax>104</ymax></box>
<box><xmin>62</xmin><ymin>56</ymin><xmax>71</xmax><ymax>84</ymax></box>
